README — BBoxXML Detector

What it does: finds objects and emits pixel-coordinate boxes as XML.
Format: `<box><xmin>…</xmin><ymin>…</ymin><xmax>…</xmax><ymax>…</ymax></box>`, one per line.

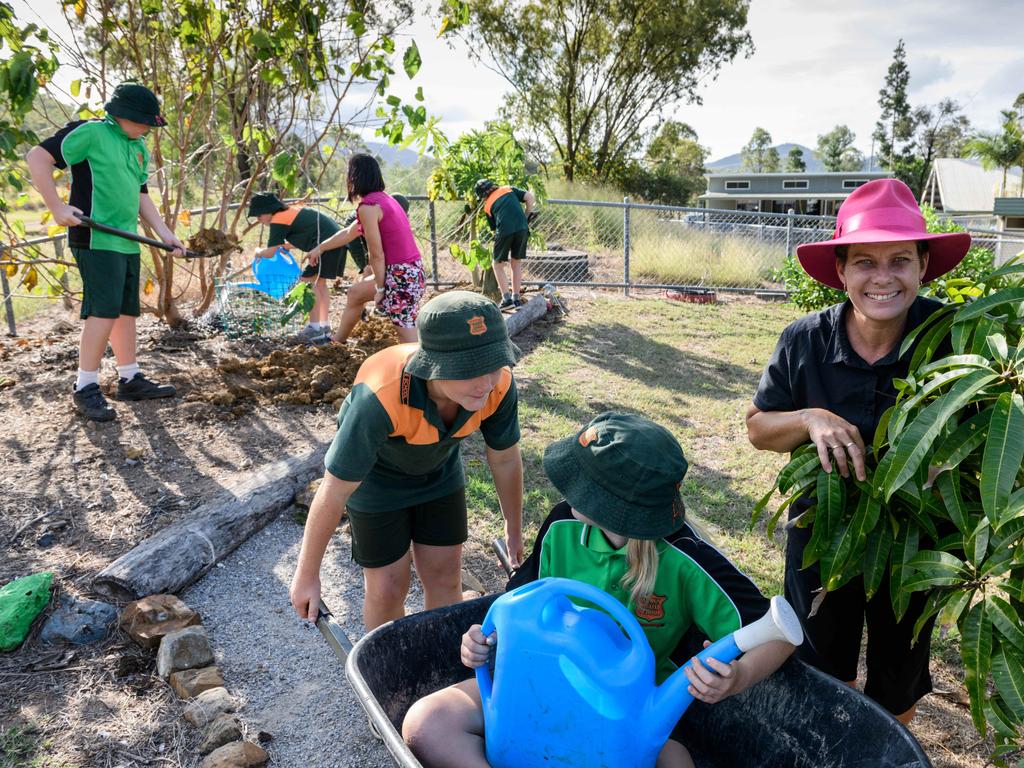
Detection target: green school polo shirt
<box><xmin>324</xmin><ymin>344</ymin><xmax>520</xmax><ymax>512</ymax></box>
<box><xmin>485</xmin><ymin>187</ymin><xmax>529</xmax><ymax>238</ymax></box>
<box><xmin>39</xmin><ymin>117</ymin><xmax>150</xmax><ymax>254</ymax></box>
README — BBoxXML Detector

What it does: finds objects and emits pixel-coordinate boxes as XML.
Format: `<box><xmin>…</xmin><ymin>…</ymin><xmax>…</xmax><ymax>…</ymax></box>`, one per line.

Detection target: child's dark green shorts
<box><xmin>492</xmin><ymin>229</ymin><xmax>529</xmax><ymax>263</ymax></box>
<box><xmin>72</xmin><ymin>247</ymin><xmax>141</xmax><ymax>319</ymax></box>
<box><xmin>346</xmin><ymin>487</ymin><xmax>468</xmax><ymax>568</ymax></box>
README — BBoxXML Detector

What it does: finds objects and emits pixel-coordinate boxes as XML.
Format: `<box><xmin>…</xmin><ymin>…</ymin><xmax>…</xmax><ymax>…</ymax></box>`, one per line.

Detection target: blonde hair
<box><xmin>621</xmin><ymin>539</ymin><xmax>660</xmax><ymax>606</ymax></box>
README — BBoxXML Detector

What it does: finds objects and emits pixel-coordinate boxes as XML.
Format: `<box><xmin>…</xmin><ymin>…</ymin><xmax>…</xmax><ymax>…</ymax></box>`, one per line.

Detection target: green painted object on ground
<box><xmin>0</xmin><ymin>573</ymin><xmax>54</xmax><ymax>652</ymax></box>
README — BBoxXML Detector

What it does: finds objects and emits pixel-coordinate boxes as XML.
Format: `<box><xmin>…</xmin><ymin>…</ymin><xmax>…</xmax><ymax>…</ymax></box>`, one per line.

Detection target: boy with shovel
<box><xmin>27</xmin><ymin>82</ymin><xmax>185</xmax><ymax>422</ymax></box>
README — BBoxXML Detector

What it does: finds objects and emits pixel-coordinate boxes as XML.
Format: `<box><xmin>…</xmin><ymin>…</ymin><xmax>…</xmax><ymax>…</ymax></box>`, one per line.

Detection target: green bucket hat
<box><xmin>392</xmin><ymin>193</ymin><xmax>410</xmax><ymax>213</ymax></box>
<box><xmin>405</xmin><ymin>291</ymin><xmax>521</xmax><ymax>380</ymax></box>
<box><xmin>474</xmin><ymin>178</ymin><xmax>498</xmax><ymax>200</ymax></box>
<box><xmin>543</xmin><ymin>412</ymin><xmax>688</xmax><ymax>540</ymax></box>
<box><xmin>104</xmin><ymin>83</ymin><xmax>167</xmax><ymax>127</ymax></box>
<box><xmin>247</xmin><ymin>192</ymin><xmax>287</xmax><ymax>218</ymax></box>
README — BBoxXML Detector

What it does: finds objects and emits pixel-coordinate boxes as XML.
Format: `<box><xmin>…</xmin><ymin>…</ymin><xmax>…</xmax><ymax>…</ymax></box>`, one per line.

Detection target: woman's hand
<box><xmin>306</xmin><ymin>245</ymin><xmax>321</xmax><ymax>267</ymax></box>
<box><xmin>460</xmin><ymin>624</ymin><xmax>495</xmax><ymax>669</ymax></box>
<box><xmin>683</xmin><ymin>642</ymin><xmax>745</xmax><ymax>705</ymax></box>
<box><xmin>801</xmin><ymin>408</ymin><xmax>866</xmax><ymax>481</ymax></box>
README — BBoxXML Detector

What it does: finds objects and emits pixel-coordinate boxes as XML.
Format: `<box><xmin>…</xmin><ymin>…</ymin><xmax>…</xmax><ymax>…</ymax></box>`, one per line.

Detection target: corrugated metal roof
<box><xmin>699</xmin><ymin>192</ymin><xmax>851</xmax><ymax>200</ymax></box>
<box><xmin>929</xmin><ymin>158</ymin><xmax>1023</xmax><ymax>214</ymax></box>
<box><xmin>994</xmin><ymin>197</ymin><xmax>1024</xmax><ymax>216</ymax></box>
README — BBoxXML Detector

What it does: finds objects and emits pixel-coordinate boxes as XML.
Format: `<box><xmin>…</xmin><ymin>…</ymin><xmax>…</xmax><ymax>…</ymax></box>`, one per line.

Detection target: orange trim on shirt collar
<box><xmin>483</xmin><ymin>187</ymin><xmax>513</xmax><ymax>217</ymax></box>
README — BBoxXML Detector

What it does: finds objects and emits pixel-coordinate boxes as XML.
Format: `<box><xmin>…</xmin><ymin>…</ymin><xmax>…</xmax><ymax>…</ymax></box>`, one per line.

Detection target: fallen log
<box><xmin>505</xmin><ymin>293</ymin><xmax>548</xmax><ymax>337</ymax></box>
<box><xmin>93</xmin><ymin>446</ymin><xmax>327</xmax><ymax>601</ymax></box>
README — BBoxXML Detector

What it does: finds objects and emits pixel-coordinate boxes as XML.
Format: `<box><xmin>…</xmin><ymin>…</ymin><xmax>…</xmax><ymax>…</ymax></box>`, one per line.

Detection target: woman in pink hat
<box><xmin>745</xmin><ymin>178</ymin><xmax>970</xmax><ymax>724</ymax></box>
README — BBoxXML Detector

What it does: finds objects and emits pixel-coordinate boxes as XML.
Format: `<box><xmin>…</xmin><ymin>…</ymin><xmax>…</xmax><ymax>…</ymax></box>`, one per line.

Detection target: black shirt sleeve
<box><xmin>753</xmin><ymin>325</ymin><xmax>797</xmax><ymax>413</ymax></box>
<box><xmin>506</xmin><ymin>501</ymin><xmax>573</xmax><ymax>591</ymax></box>
<box><xmin>38</xmin><ymin>120</ymin><xmax>89</xmax><ymax>169</ymax></box>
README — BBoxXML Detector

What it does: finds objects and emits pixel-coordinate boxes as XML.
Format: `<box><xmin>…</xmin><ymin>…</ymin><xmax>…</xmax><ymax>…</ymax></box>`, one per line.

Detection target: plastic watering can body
<box><xmin>239</xmin><ymin>248</ymin><xmax>300</xmax><ymax>300</ymax></box>
<box><xmin>477</xmin><ymin>578</ymin><xmax>804</xmax><ymax>768</ymax></box>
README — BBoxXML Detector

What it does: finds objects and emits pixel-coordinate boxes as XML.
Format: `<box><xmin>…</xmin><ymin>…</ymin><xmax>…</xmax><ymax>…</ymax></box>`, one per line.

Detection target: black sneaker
<box><xmin>73</xmin><ymin>383</ymin><xmax>116</xmax><ymax>422</ymax></box>
<box><xmin>499</xmin><ymin>297</ymin><xmax>516</xmax><ymax>309</ymax></box>
<box><xmin>513</xmin><ymin>297</ymin><xmax>523</xmax><ymax>307</ymax></box>
<box><xmin>117</xmin><ymin>373</ymin><xmax>176</xmax><ymax>401</ymax></box>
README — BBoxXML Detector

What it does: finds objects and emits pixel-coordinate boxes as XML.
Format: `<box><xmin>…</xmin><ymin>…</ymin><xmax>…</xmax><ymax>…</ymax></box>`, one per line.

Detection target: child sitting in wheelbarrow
<box><xmin>403</xmin><ymin>412</ymin><xmax>795</xmax><ymax>768</ymax></box>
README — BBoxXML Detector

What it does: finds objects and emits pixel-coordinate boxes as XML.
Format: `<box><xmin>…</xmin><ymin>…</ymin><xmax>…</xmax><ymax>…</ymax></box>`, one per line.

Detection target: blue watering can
<box><xmin>238</xmin><ymin>247</ymin><xmax>300</xmax><ymax>300</ymax></box>
<box><xmin>477</xmin><ymin>577</ymin><xmax>802</xmax><ymax>768</ymax></box>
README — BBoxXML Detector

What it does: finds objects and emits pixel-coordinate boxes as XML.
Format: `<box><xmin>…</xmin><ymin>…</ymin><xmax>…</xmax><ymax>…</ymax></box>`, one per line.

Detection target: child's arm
<box><xmin>684</xmin><ymin>639</ymin><xmax>794</xmax><ymax>704</ymax></box>
<box><xmin>26</xmin><ymin>146</ymin><xmax>81</xmax><ymax>226</ymax></box>
<box><xmin>523</xmin><ymin>190</ymin><xmax>536</xmax><ymax>216</ymax></box>
<box><xmin>486</xmin><ymin>443</ymin><xmax>524</xmax><ymax>565</ymax></box>
<box><xmin>139</xmin><ymin>194</ymin><xmax>185</xmax><ymax>256</ymax></box>
<box><xmin>307</xmin><ymin>219</ymin><xmax>363</xmax><ymax>264</ymax></box>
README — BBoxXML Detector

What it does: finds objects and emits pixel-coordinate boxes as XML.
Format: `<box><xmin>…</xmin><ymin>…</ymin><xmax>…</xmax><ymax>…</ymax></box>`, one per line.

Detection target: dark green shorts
<box><xmin>72</xmin><ymin>247</ymin><xmax>141</xmax><ymax>319</ymax></box>
<box><xmin>301</xmin><ymin>247</ymin><xmax>345</xmax><ymax>280</ymax></box>
<box><xmin>492</xmin><ymin>229</ymin><xmax>528</xmax><ymax>263</ymax></box>
<box><xmin>347</xmin><ymin>487</ymin><xmax>468</xmax><ymax>568</ymax></box>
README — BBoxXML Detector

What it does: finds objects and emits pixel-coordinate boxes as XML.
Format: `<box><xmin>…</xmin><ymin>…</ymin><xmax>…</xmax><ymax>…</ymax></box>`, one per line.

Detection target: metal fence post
<box><xmin>0</xmin><ymin>246</ymin><xmax>16</xmax><ymax>336</ymax></box>
<box><xmin>785</xmin><ymin>208</ymin><xmax>795</xmax><ymax>258</ymax></box>
<box><xmin>623</xmin><ymin>196</ymin><xmax>631</xmax><ymax>297</ymax></box>
<box><xmin>428</xmin><ymin>199</ymin><xmax>439</xmax><ymax>289</ymax></box>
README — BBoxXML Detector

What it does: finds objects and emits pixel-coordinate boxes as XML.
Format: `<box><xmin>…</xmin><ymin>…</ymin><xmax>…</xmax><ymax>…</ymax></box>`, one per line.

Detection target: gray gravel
<box><xmin>186</xmin><ymin>512</ymin><xmax>425</xmax><ymax>767</ymax></box>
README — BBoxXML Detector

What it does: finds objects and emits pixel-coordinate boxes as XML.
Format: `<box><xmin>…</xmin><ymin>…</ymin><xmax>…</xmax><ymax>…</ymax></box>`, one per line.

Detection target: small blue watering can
<box><xmin>238</xmin><ymin>247</ymin><xmax>300</xmax><ymax>300</ymax></box>
<box><xmin>477</xmin><ymin>577</ymin><xmax>802</xmax><ymax>768</ymax></box>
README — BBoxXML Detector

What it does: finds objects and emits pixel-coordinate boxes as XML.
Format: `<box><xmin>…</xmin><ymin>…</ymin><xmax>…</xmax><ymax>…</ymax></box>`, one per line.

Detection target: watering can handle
<box><xmin>275</xmin><ymin>247</ymin><xmax>298</xmax><ymax>268</ymax></box>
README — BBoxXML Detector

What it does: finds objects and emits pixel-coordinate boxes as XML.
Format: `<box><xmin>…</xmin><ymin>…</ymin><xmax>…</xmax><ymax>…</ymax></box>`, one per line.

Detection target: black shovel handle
<box><xmin>77</xmin><ymin>215</ymin><xmax>206</xmax><ymax>258</ymax></box>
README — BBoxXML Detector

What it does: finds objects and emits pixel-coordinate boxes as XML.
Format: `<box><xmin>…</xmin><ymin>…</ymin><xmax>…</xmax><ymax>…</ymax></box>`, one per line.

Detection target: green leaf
<box><xmin>954</xmin><ymin>287</ymin><xmax>1024</xmax><ymax>323</ymax></box>
<box><xmin>951</xmin><ymin>320</ymin><xmax>971</xmax><ymax>355</ymax></box>
<box><xmin>960</xmin><ymin>599</ymin><xmax>993</xmax><ymax>732</ymax></box>
<box><xmin>902</xmin><ymin>550</ymin><xmax>967</xmax><ymax>591</ymax></box>
<box><xmin>938</xmin><ymin>588</ymin><xmax>973</xmax><ymax>628</ymax></box>
<box><xmin>912</xmin><ymin>590</ymin><xmax>945</xmax><ymax>646</ymax></box>
<box><xmin>984</xmin><ymin>698</ymin><xmax>1022</xmax><ymax>740</ymax></box>
<box><xmin>778</xmin><ymin>446</ymin><xmax>821</xmax><ymax>494</ymax></box>
<box><xmin>70</xmin><ymin>78</ymin><xmax>81</xmax><ymax>97</ymax></box>
<box><xmin>403</xmin><ymin>41</ymin><xmax>422</xmax><ymax>79</ymax></box>
<box><xmin>899</xmin><ymin>304</ymin><xmax>955</xmax><ymax>357</ymax></box>
<box><xmin>822</xmin><ymin>492</ymin><xmax>880</xmax><ymax>591</ymax></box>
<box><xmin>880</xmin><ymin>370</ymin><xmax>998</xmax><ymax>500</ymax></box>
<box><xmin>987</xmin><ymin>333</ymin><xmax>1009</xmax><ymax>361</ymax></box>
<box><xmin>935</xmin><ymin>471</ymin><xmax>970</xmax><ymax>535</ymax></box>
<box><xmin>890</xmin><ymin>520</ymin><xmax>919</xmax><ymax>621</ymax></box>
<box><xmin>908</xmin><ymin>313</ymin><xmax>955</xmax><ymax>372</ymax></box>
<box><xmin>930</xmin><ymin>406</ymin><xmax>993</xmax><ymax>473</ymax></box>
<box><xmin>965</xmin><ymin>518</ymin><xmax>990</xmax><ymax>568</ymax></box>
<box><xmin>873</xmin><ymin>406</ymin><xmax>893</xmax><ymax>457</ymax></box>
<box><xmin>992</xmin><ymin>645</ymin><xmax>1024</xmax><ymax>721</ymax></box>
<box><xmin>862</xmin><ymin>517</ymin><xmax>893</xmax><ymax>600</ymax></box>
<box><xmin>888</xmin><ymin>366</ymin><xmax>989</xmax><ymax>440</ymax></box>
<box><xmin>982</xmin><ymin>392</ymin><xmax>1024</xmax><ymax>524</ymax></box>
<box><xmin>750</xmin><ymin>486</ymin><xmax>776</xmax><ymax>528</ymax></box>
<box><xmin>990</xmin><ymin>596</ymin><xmax>1024</xmax><ymax>654</ymax></box>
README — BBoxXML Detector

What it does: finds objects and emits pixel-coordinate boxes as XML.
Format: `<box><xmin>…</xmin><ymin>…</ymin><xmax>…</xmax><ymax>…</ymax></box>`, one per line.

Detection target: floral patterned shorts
<box><xmin>381</xmin><ymin>261</ymin><xmax>426</xmax><ymax>328</ymax></box>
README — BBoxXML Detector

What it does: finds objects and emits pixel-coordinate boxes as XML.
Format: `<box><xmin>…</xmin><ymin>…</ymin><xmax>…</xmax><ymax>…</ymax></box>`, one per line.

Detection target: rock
<box><xmin>156</xmin><ymin>625</ymin><xmax>214</xmax><ymax>677</ymax></box>
<box><xmin>199</xmin><ymin>714</ymin><xmax>243</xmax><ymax>754</ymax></box>
<box><xmin>184</xmin><ymin>687</ymin><xmax>238</xmax><ymax>727</ymax></box>
<box><xmin>461</xmin><ymin>569</ymin><xmax>486</xmax><ymax>595</ymax></box>
<box><xmin>0</xmin><ymin>573</ymin><xmax>54</xmax><ymax>652</ymax></box>
<box><xmin>40</xmin><ymin>594</ymin><xmax>118</xmax><ymax>645</ymax></box>
<box><xmin>120</xmin><ymin>594</ymin><xmax>201</xmax><ymax>650</ymax></box>
<box><xmin>462</xmin><ymin>589</ymin><xmax>483</xmax><ymax>601</ymax></box>
<box><xmin>294</xmin><ymin>478</ymin><xmax>322</xmax><ymax>510</ymax></box>
<box><xmin>36</xmin><ymin>533</ymin><xmax>56</xmax><ymax>548</ymax></box>
<box><xmin>170</xmin><ymin>665</ymin><xmax>224</xmax><ymax>698</ymax></box>
<box><xmin>200</xmin><ymin>742</ymin><xmax>268</xmax><ymax>768</ymax></box>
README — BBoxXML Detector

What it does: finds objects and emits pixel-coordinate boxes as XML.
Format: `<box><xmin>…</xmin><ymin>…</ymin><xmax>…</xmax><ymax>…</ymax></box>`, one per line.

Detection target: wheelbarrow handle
<box><xmin>77</xmin><ymin>215</ymin><xmax>207</xmax><ymax>259</ymax></box>
<box><xmin>316</xmin><ymin>600</ymin><xmax>354</xmax><ymax>663</ymax></box>
<box><xmin>491</xmin><ymin>538</ymin><xmax>519</xmax><ymax>578</ymax></box>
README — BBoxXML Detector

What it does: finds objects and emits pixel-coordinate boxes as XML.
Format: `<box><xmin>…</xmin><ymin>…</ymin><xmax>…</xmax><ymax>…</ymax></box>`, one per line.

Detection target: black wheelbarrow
<box><xmin>317</xmin><ymin>594</ymin><xmax>933</xmax><ymax>768</ymax></box>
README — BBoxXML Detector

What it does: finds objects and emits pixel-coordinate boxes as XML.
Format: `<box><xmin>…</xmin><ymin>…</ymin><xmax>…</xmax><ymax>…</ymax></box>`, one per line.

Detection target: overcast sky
<box><xmin>14</xmin><ymin>0</ymin><xmax>1024</xmax><ymax>161</ymax></box>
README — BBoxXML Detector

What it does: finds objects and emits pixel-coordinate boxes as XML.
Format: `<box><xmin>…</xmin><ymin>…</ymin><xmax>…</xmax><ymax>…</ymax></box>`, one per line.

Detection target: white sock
<box><xmin>75</xmin><ymin>369</ymin><xmax>99</xmax><ymax>391</ymax></box>
<box><xmin>315</xmin><ymin>322</ymin><xmax>330</xmax><ymax>330</ymax></box>
<box><xmin>117</xmin><ymin>362</ymin><xmax>140</xmax><ymax>382</ymax></box>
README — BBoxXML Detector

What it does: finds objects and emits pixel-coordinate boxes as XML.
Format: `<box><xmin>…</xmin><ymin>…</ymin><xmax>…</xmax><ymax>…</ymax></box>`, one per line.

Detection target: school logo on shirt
<box><xmin>467</xmin><ymin>316</ymin><xmax>487</xmax><ymax>336</ymax></box>
<box><xmin>578</xmin><ymin>426</ymin><xmax>600</xmax><ymax>447</ymax></box>
<box><xmin>635</xmin><ymin>593</ymin><xmax>667</xmax><ymax>624</ymax></box>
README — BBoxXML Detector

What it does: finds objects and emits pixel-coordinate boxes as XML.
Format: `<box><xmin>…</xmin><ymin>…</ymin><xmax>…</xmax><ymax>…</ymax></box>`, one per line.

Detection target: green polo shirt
<box><xmin>325</xmin><ymin>344</ymin><xmax>520</xmax><ymax>512</ymax></box>
<box><xmin>39</xmin><ymin>117</ymin><xmax>150</xmax><ymax>254</ymax></box>
<box><xmin>266</xmin><ymin>207</ymin><xmax>341</xmax><ymax>252</ymax></box>
<box><xmin>484</xmin><ymin>187</ymin><xmax>528</xmax><ymax>238</ymax></box>
<box><xmin>509</xmin><ymin>503</ymin><xmax>769</xmax><ymax>683</ymax></box>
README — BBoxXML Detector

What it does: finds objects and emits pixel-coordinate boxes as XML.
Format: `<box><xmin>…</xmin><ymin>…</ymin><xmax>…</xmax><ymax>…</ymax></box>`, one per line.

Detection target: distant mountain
<box><xmin>706</xmin><ymin>143</ymin><xmax>824</xmax><ymax>174</ymax></box>
<box><xmin>364</xmin><ymin>140</ymin><xmax>421</xmax><ymax>168</ymax></box>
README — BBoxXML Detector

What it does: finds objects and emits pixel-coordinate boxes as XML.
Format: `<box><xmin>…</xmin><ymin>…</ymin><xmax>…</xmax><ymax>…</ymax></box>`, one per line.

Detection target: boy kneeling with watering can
<box><xmin>404</xmin><ymin>412</ymin><xmax>799</xmax><ymax>768</ymax></box>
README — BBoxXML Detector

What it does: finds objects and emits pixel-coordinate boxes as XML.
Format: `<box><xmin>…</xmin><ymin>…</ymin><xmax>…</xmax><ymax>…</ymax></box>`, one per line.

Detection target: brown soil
<box><xmin>186</xmin><ymin>228</ymin><xmax>242</xmax><ymax>259</ymax></box>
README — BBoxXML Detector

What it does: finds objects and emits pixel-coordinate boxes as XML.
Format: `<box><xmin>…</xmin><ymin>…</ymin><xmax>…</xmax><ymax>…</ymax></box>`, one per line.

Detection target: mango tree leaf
<box><xmin>981</xmin><ymin>392</ymin><xmax>1024</xmax><ymax>524</ymax></box>
<box><xmin>984</xmin><ymin>698</ymin><xmax>1022</xmax><ymax>741</ymax></box>
<box><xmin>899</xmin><ymin>303</ymin><xmax>954</xmax><ymax>357</ymax></box>
<box><xmin>990</xmin><ymin>596</ymin><xmax>1024</xmax><ymax>654</ymax></box>
<box><xmin>992</xmin><ymin>645</ymin><xmax>1024</xmax><ymax>721</ymax></box>
<box><xmin>965</xmin><ymin>518</ymin><xmax>991</xmax><ymax>568</ymax></box>
<box><xmin>863</xmin><ymin>517</ymin><xmax>893</xmax><ymax>600</ymax></box>
<box><xmin>987</xmin><ymin>333</ymin><xmax>1009</xmax><ymax>361</ymax></box>
<box><xmin>930</xmin><ymin>406</ymin><xmax>993</xmax><ymax>473</ymax></box>
<box><xmin>403</xmin><ymin>41</ymin><xmax>422</xmax><ymax>78</ymax></box>
<box><xmin>890</xmin><ymin>520</ymin><xmax>919</xmax><ymax>621</ymax></box>
<box><xmin>953</xmin><ymin>287</ymin><xmax>1024</xmax><ymax>323</ymax></box>
<box><xmin>938</xmin><ymin>588</ymin><xmax>973</xmax><ymax>628</ymax></box>
<box><xmin>778</xmin><ymin>446</ymin><xmax>821</xmax><ymax>494</ymax></box>
<box><xmin>880</xmin><ymin>370</ymin><xmax>998</xmax><ymax>500</ymax></box>
<box><xmin>908</xmin><ymin>314</ymin><xmax>956</xmax><ymax>372</ymax></box>
<box><xmin>912</xmin><ymin>590</ymin><xmax>945</xmax><ymax>647</ymax></box>
<box><xmin>822</xmin><ymin>492</ymin><xmax>880</xmax><ymax>591</ymax></box>
<box><xmin>888</xmin><ymin>367</ymin><xmax>990</xmax><ymax>440</ymax></box>
<box><xmin>960</xmin><ymin>599</ymin><xmax>993</xmax><ymax>732</ymax></box>
<box><xmin>902</xmin><ymin>550</ymin><xmax>967</xmax><ymax>591</ymax></box>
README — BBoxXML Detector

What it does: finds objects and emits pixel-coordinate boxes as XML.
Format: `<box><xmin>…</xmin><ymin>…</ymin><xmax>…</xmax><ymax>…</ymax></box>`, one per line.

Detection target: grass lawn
<box><xmin>462</xmin><ymin>294</ymin><xmax>801</xmax><ymax>593</ymax></box>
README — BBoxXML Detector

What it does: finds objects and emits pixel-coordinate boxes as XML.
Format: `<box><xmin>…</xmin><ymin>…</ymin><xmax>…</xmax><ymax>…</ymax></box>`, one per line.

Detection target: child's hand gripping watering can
<box><xmin>238</xmin><ymin>247</ymin><xmax>301</xmax><ymax>300</ymax></box>
<box><xmin>476</xmin><ymin>576</ymin><xmax>803</xmax><ymax>768</ymax></box>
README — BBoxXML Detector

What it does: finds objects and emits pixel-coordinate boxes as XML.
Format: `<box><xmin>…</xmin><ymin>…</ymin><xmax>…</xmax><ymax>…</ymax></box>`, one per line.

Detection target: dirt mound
<box><xmin>187</xmin><ymin>227</ymin><xmax>241</xmax><ymax>258</ymax></box>
<box><xmin>189</xmin><ymin>317</ymin><xmax>399</xmax><ymax>416</ymax></box>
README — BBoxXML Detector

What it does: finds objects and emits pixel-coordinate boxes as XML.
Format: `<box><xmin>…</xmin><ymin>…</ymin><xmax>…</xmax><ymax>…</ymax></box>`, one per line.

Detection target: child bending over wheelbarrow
<box><xmin>290</xmin><ymin>291</ymin><xmax>524</xmax><ymax>631</ymax></box>
<box><xmin>402</xmin><ymin>412</ymin><xmax>795</xmax><ymax>768</ymax></box>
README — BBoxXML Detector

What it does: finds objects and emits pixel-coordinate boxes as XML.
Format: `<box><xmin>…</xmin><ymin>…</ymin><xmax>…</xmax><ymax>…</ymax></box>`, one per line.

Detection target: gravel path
<box><xmin>186</xmin><ymin>513</ymin><xmax>422</xmax><ymax>768</ymax></box>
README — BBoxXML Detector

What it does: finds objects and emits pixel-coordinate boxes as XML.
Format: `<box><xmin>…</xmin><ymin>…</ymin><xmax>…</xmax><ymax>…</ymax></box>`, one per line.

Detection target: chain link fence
<box><xmin>5</xmin><ymin>195</ymin><xmax>1024</xmax><ymax>335</ymax></box>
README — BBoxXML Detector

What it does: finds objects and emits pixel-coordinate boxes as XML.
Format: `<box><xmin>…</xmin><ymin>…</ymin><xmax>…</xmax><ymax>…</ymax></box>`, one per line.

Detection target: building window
<box><xmin>725</xmin><ymin>181</ymin><xmax>750</xmax><ymax>190</ymax></box>
<box><xmin>783</xmin><ymin>180</ymin><xmax>809</xmax><ymax>190</ymax></box>
<box><xmin>843</xmin><ymin>179</ymin><xmax>868</xmax><ymax>189</ymax></box>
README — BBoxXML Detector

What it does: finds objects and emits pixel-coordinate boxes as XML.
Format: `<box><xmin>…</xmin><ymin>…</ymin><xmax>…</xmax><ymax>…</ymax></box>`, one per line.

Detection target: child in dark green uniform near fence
<box><xmin>474</xmin><ymin>179</ymin><xmax>536</xmax><ymax>309</ymax></box>
<box><xmin>247</xmin><ymin>192</ymin><xmax>354</xmax><ymax>344</ymax></box>
<box><xmin>403</xmin><ymin>412</ymin><xmax>795</xmax><ymax>768</ymax></box>
<box><xmin>26</xmin><ymin>83</ymin><xmax>185</xmax><ymax>423</ymax></box>
<box><xmin>290</xmin><ymin>291</ymin><xmax>524</xmax><ymax>631</ymax></box>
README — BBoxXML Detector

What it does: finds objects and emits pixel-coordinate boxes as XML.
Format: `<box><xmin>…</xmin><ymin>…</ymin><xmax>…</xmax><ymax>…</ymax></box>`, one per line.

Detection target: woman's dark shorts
<box><xmin>347</xmin><ymin>487</ymin><xmax>468</xmax><ymax>568</ymax></box>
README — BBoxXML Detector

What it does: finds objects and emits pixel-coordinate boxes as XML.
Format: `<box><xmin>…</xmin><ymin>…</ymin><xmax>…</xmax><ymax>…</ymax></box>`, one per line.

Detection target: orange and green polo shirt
<box><xmin>325</xmin><ymin>343</ymin><xmax>520</xmax><ymax>512</ymax></box>
<box><xmin>482</xmin><ymin>186</ymin><xmax>528</xmax><ymax>238</ymax></box>
<box><xmin>267</xmin><ymin>207</ymin><xmax>341</xmax><ymax>252</ymax></box>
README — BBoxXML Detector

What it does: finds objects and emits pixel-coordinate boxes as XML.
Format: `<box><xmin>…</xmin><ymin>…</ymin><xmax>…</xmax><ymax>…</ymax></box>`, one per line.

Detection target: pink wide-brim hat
<box><xmin>796</xmin><ymin>178</ymin><xmax>971</xmax><ymax>290</ymax></box>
